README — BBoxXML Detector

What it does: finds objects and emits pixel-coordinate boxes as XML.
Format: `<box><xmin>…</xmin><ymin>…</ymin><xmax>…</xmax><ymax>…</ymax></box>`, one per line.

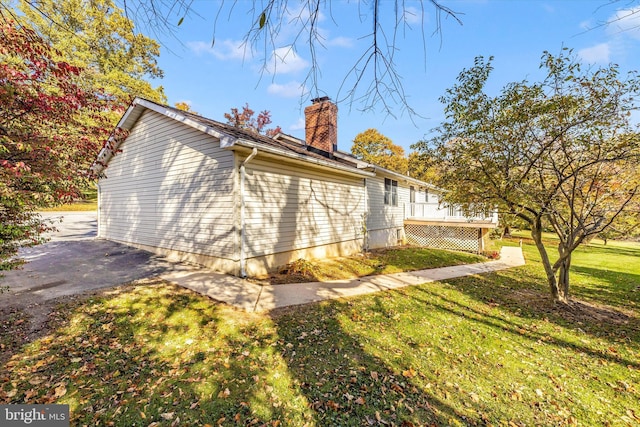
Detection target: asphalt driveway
<box><xmin>0</xmin><ymin>212</ymin><xmax>526</xmax><ymax>314</ymax></box>
<box><xmin>0</xmin><ymin>212</ymin><xmax>174</xmax><ymax>307</ymax></box>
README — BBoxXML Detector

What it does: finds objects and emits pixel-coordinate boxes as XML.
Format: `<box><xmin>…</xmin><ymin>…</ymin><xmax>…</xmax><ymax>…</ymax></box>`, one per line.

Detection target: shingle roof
<box><xmin>140</xmin><ymin>99</ymin><xmax>363</xmax><ymax>172</ymax></box>
<box><xmin>96</xmin><ymin>97</ymin><xmax>438</xmax><ymax>190</ymax></box>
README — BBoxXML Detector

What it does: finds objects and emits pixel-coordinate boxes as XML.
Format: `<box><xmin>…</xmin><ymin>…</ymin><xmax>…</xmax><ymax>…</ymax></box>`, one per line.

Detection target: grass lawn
<box><xmin>41</xmin><ymin>186</ymin><xmax>98</xmax><ymax>212</ymax></box>
<box><xmin>1</xmin><ymin>240</ymin><xmax>639</xmax><ymax>426</ymax></box>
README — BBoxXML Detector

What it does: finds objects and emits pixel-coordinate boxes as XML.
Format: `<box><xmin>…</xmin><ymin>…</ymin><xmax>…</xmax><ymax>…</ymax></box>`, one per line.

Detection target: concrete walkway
<box><xmin>162</xmin><ymin>246</ymin><xmax>525</xmax><ymax>312</ymax></box>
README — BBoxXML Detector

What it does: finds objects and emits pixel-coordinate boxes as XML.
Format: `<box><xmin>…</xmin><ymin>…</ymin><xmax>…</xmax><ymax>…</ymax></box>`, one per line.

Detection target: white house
<box><xmin>92</xmin><ymin>97</ymin><xmax>497</xmax><ymax>277</ymax></box>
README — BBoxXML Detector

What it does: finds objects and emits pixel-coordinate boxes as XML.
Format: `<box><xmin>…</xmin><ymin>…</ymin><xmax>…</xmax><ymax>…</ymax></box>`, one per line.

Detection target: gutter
<box><xmin>332</xmin><ymin>150</ymin><xmax>441</xmax><ymax>190</ymax></box>
<box><xmin>227</xmin><ymin>139</ymin><xmax>375</xmax><ymax>179</ymax></box>
<box><xmin>240</xmin><ymin>147</ymin><xmax>258</xmax><ymax>277</ymax></box>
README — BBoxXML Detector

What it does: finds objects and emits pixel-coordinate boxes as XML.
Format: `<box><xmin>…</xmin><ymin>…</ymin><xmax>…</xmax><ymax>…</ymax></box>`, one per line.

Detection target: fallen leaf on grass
<box><xmin>402</xmin><ymin>368</ymin><xmax>416</xmax><ymax>378</ymax></box>
<box><xmin>24</xmin><ymin>389</ymin><xmax>37</xmax><ymax>402</ymax></box>
<box><xmin>355</xmin><ymin>396</ymin><xmax>365</xmax><ymax>405</ymax></box>
<box><xmin>391</xmin><ymin>383</ymin><xmax>404</xmax><ymax>393</ymax></box>
<box><xmin>54</xmin><ymin>384</ymin><xmax>67</xmax><ymax>398</ymax></box>
<box><xmin>325</xmin><ymin>400</ymin><xmax>340</xmax><ymax>410</ymax></box>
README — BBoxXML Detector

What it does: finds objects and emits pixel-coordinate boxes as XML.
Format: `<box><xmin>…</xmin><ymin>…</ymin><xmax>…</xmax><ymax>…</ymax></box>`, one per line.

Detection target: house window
<box><xmin>384</xmin><ymin>178</ymin><xmax>398</xmax><ymax>206</ymax></box>
<box><xmin>425</xmin><ymin>189</ymin><xmax>429</xmax><ymax>203</ymax></box>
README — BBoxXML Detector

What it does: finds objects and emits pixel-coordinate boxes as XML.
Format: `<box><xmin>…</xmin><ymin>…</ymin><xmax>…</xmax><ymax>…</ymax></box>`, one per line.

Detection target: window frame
<box><xmin>384</xmin><ymin>178</ymin><xmax>398</xmax><ymax>206</ymax></box>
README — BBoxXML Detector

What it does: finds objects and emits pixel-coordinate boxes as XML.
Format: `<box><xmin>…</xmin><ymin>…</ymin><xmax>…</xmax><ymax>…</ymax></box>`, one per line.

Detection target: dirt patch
<box><xmin>507</xmin><ymin>288</ymin><xmax>632</xmax><ymax>326</ymax></box>
<box><xmin>560</xmin><ymin>299</ymin><xmax>633</xmax><ymax>325</ymax></box>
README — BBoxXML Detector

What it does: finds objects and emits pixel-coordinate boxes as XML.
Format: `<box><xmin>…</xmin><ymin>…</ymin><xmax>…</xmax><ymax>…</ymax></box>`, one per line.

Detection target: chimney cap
<box><xmin>311</xmin><ymin>96</ymin><xmax>331</xmax><ymax>104</ymax></box>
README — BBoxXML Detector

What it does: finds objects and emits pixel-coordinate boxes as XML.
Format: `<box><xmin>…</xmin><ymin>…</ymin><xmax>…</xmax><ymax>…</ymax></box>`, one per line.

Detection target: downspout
<box><xmin>363</xmin><ymin>178</ymin><xmax>369</xmax><ymax>252</ymax></box>
<box><xmin>96</xmin><ymin>182</ymin><xmax>101</xmax><ymax>238</ymax></box>
<box><xmin>240</xmin><ymin>147</ymin><xmax>258</xmax><ymax>277</ymax></box>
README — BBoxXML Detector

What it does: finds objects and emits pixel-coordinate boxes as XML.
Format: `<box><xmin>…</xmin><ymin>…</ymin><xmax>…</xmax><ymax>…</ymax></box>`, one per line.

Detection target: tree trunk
<box><xmin>530</xmin><ymin>223</ymin><xmax>561</xmax><ymax>301</ymax></box>
<box><xmin>503</xmin><ymin>225</ymin><xmax>512</xmax><ymax>238</ymax></box>
<box><xmin>557</xmin><ymin>254</ymin><xmax>571</xmax><ymax>303</ymax></box>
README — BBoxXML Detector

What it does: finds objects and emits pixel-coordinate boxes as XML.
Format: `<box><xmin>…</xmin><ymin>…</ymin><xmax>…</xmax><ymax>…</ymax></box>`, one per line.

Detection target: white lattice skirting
<box><xmin>405</xmin><ymin>224</ymin><xmax>481</xmax><ymax>252</ymax></box>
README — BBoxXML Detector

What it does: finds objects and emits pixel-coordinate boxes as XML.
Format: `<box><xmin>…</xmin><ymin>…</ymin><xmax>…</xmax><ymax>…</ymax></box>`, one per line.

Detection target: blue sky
<box><xmin>150</xmin><ymin>0</ymin><xmax>640</xmax><ymax>153</ymax></box>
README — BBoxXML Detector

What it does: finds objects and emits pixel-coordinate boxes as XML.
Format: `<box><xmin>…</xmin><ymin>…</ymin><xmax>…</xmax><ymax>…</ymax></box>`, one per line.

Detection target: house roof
<box><xmin>92</xmin><ymin>98</ymin><xmax>374</xmax><ymax>178</ymax></box>
<box><xmin>92</xmin><ymin>98</ymin><xmax>440</xmax><ymax>191</ymax></box>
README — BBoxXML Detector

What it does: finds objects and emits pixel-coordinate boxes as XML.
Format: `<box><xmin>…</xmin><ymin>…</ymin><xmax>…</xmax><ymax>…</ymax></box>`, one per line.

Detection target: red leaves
<box><xmin>1</xmin><ymin>20</ymin><xmax>119</xmax><ymax>267</ymax></box>
<box><xmin>224</xmin><ymin>103</ymin><xmax>280</xmax><ymax>136</ymax></box>
<box><xmin>0</xmin><ymin>21</ymin><xmax>114</xmax><ymax>143</ymax></box>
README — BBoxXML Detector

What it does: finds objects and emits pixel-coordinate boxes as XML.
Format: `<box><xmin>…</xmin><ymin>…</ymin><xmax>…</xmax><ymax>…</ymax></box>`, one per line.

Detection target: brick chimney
<box><xmin>304</xmin><ymin>96</ymin><xmax>337</xmax><ymax>154</ymax></box>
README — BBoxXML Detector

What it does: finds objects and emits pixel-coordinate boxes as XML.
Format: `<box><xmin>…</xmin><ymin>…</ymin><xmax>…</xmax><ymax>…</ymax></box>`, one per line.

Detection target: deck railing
<box><xmin>404</xmin><ymin>202</ymin><xmax>498</xmax><ymax>223</ymax></box>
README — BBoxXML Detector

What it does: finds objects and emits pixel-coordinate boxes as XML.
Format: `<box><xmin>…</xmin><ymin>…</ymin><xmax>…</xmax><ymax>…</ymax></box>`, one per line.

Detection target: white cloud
<box><xmin>289</xmin><ymin>117</ymin><xmax>305</xmax><ymax>131</ymax></box>
<box><xmin>608</xmin><ymin>6</ymin><xmax>640</xmax><ymax>40</ymax></box>
<box><xmin>579</xmin><ymin>19</ymin><xmax>594</xmax><ymax>31</ymax></box>
<box><xmin>187</xmin><ymin>41</ymin><xmax>212</xmax><ymax>55</ymax></box>
<box><xmin>577</xmin><ymin>43</ymin><xmax>610</xmax><ymax>64</ymax></box>
<box><xmin>187</xmin><ymin>39</ymin><xmax>251</xmax><ymax>61</ymax></box>
<box><xmin>267</xmin><ymin>81</ymin><xmax>306</xmax><ymax>98</ymax></box>
<box><xmin>326</xmin><ymin>36</ymin><xmax>354</xmax><ymax>48</ymax></box>
<box><xmin>267</xmin><ymin>46</ymin><xmax>309</xmax><ymax>75</ymax></box>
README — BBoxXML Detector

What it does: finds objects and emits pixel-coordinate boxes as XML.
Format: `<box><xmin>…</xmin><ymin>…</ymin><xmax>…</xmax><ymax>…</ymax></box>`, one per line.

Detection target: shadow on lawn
<box><xmin>410</xmin><ymin>286</ymin><xmax>640</xmax><ymax>370</ymax></box>
<box><xmin>570</xmin><ymin>264</ymin><xmax>640</xmax><ymax>309</ymax></box>
<box><xmin>3</xmin><ymin>262</ymin><xmax>639</xmax><ymax>426</ymax></box>
<box><xmin>576</xmin><ymin>243</ymin><xmax>640</xmax><ymax>259</ymax></box>
<box><xmin>1</xmin><ymin>280</ymin><xmax>475</xmax><ymax>426</ymax></box>
<box><xmin>438</xmin><ymin>260</ymin><xmax>640</xmax><ymax>346</ymax></box>
<box><xmin>269</xmin><ymin>302</ymin><xmax>475</xmax><ymax>426</ymax></box>
<box><xmin>1</xmin><ymin>282</ymin><xmax>311</xmax><ymax>425</ymax></box>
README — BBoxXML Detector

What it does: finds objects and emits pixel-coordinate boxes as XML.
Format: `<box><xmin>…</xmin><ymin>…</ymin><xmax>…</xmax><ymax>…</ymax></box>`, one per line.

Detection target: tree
<box><xmin>174</xmin><ymin>101</ymin><xmax>196</xmax><ymax>113</ymax></box>
<box><xmin>596</xmin><ymin>203</ymin><xmax>640</xmax><ymax>244</ymax></box>
<box><xmin>224</xmin><ymin>103</ymin><xmax>282</xmax><ymax>137</ymax></box>
<box><xmin>414</xmin><ymin>51</ymin><xmax>640</xmax><ymax>303</ymax></box>
<box><xmin>15</xmin><ymin>0</ymin><xmax>165</xmax><ymax>109</ymax></box>
<box><xmin>8</xmin><ymin>0</ymin><xmax>461</xmax><ymax>116</ymax></box>
<box><xmin>0</xmin><ymin>22</ymin><xmax>116</xmax><ymax>270</ymax></box>
<box><xmin>407</xmin><ymin>151</ymin><xmax>439</xmax><ymax>183</ymax></box>
<box><xmin>352</xmin><ymin>129</ymin><xmax>408</xmax><ymax>174</ymax></box>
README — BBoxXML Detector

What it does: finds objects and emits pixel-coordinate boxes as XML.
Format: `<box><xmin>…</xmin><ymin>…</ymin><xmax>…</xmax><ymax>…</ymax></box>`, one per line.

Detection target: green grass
<box><xmin>41</xmin><ymin>186</ymin><xmax>97</xmax><ymax>212</ymax></box>
<box><xmin>1</xmin><ymin>239</ymin><xmax>639</xmax><ymax>426</ymax></box>
<box><xmin>40</xmin><ymin>200</ymin><xmax>97</xmax><ymax>211</ymax></box>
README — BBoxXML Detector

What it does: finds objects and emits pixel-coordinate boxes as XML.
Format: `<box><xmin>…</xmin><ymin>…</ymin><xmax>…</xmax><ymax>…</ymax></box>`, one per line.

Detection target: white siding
<box><xmin>98</xmin><ymin>110</ymin><xmax>236</xmax><ymax>259</ymax></box>
<box><xmin>243</xmin><ymin>156</ymin><xmax>366</xmax><ymax>258</ymax></box>
<box><xmin>366</xmin><ymin>175</ymin><xmax>407</xmax><ymax>232</ymax></box>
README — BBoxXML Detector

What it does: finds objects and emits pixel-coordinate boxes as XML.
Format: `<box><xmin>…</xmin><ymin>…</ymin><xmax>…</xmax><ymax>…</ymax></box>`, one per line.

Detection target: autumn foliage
<box><xmin>416</xmin><ymin>51</ymin><xmax>640</xmax><ymax>302</ymax></box>
<box><xmin>351</xmin><ymin>129</ymin><xmax>409</xmax><ymax>174</ymax></box>
<box><xmin>224</xmin><ymin>103</ymin><xmax>282</xmax><ymax>137</ymax></box>
<box><xmin>0</xmin><ymin>22</ymin><xmax>118</xmax><ymax>269</ymax></box>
